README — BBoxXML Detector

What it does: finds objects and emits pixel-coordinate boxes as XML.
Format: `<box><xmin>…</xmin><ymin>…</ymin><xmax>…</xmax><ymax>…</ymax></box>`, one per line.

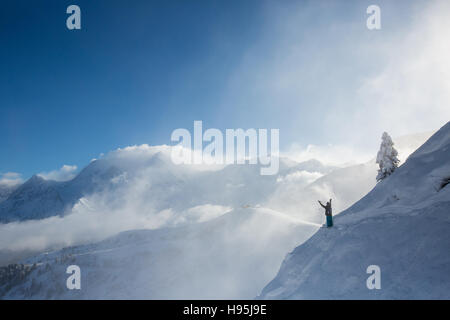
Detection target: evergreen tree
<box><xmin>376</xmin><ymin>132</ymin><xmax>400</xmax><ymax>181</ymax></box>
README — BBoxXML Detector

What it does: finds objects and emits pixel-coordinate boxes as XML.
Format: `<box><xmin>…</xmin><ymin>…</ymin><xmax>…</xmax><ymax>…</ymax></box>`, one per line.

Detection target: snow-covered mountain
<box><xmin>258</xmin><ymin>122</ymin><xmax>450</xmax><ymax>299</ymax></box>
<box><xmin>0</xmin><ymin>127</ymin><xmax>439</xmax><ymax>299</ymax></box>
<box><xmin>0</xmin><ymin>176</ymin><xmax>70</xmax><ymax>222</ymax></box>
<box><xmin>0</xmin><ymin>149</ymin><xmax>340</xmax><ymax>268</ymax></box>
<box><xmin>0</xmin><ymin>159</ymin><xmax>127</xmax><ymax>223</ymax></box>
<box><xmin>0</xmin><ymin>130</ymin><xmax>431</xmax><ymax>225</ymax></box>
<box><xmin>0</xmin><ymin>132</ymin><xmax>433</xmax><ymax>266</ymax></box>
<box><xmin>0</xmin><ymin>184</ymin><xmax>18</xmax><ymax>204</ymax></box>
<box><xmin>0</xmin><ymin>152</ymin><xmax>329</xmax><ymax>223</ymax></box>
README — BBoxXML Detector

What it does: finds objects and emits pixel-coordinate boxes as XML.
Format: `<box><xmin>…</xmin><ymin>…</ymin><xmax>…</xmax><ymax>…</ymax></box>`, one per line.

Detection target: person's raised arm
<box><xmin>318</xmin><ymin>200</ymin><xmax>326</xmax><ymax>208</ymax></box>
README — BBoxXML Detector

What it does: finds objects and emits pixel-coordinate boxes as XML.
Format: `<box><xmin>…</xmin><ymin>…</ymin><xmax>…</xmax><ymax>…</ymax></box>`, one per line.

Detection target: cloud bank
<box><xmin>38</xmin><ymin>165</ymin><xmax>78</xmax><ymax>182</ymax></box>
<box><xmin>0</xmin><ymin>172</ymin><xmax>23</xmax><ymax>187</ymax></box>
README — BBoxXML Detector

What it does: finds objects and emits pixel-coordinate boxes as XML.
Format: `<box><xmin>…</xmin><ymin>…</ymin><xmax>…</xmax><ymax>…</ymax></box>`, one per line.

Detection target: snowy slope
<box><xmin>0</xmin><ymin>207</ymin><xmax>319</xmax><ymax>299</ymax></box>
<box><xmin>258</xmin><ymin>122</ymin><xmax>450</xmax><ymax>299</ymax></box>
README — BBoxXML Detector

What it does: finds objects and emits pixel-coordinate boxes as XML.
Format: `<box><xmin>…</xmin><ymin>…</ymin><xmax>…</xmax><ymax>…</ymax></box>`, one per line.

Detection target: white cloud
<box><xmin>0</xmin><ymin>193</ymin><xmax>232</xmax><ymax>252</ymax></box>
<box><xmin>0</xmin><ymin>172</ymin><xmax>23</xmax><ymax>187</ymax></box>
<box><xmin>174</xmin><ymin>204</ymin><xmax>232</xmax><ymax>225</ymax></box>
<box><xmin>283</xmin><ymin>143</ymin><xmax>373</xmax><ymax>166</ymax></box>
<box><xmin>215</xmin><ymin>0</ymin><xmax>449</xmax><ymax>158</ymax></box>
<box><xmin>326</xmin><ymin>1</ymin><xmax>450</xmax><ymax>146</ymax></box>
<box><xmin>284</xmin><ymin>129</ymin><xmax>434</xmax><ymax>168</ymax></box>
<box><xmin>38</xmin><ymin>165</ymin><xmax>78</xmax><ymax>181</ymax></box>
<box><xmin>348</xmin><ymin>0</ymin><xmax>450</xmax><ymax>140</ymax></box>
<box><xmin>277</xmin><ymin>170</ymin><xmax>323</xmax><ymax>185</ymax></box>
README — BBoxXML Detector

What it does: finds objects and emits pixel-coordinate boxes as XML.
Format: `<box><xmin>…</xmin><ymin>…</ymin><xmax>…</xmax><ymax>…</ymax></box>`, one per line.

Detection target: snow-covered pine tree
<box><xmin>376</xmin><ymin>132</ymin><xmax>400</xmax><ymax>182</ymax></box>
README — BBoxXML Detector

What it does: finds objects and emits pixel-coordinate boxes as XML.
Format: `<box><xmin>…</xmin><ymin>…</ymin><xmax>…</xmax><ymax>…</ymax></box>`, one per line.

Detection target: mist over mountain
<box><xmin>0</xmin><ymin>126</ymin><xmax>442</xmax><ymax>299</ymax></box>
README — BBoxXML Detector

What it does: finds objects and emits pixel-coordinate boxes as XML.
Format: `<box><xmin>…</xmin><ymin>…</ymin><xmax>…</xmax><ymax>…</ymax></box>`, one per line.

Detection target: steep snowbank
<box><xmin>258</xmin><ymin>122</ymin><xmax>450</xmax><ymax>299</ymax></box>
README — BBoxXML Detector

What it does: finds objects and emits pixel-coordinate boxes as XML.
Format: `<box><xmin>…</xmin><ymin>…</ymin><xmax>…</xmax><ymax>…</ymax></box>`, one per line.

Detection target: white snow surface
<box><xmin>258</xmin><ymin>122</ymin><xmax>450</xmax><ymax>299</ymax></box>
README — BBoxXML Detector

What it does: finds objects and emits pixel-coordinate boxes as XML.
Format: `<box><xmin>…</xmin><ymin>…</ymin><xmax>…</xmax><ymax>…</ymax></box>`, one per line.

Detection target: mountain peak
<box><xmin>29</xmin><ymin>174</ymin><xmax>45</xmax><ymax>182</ymax></box>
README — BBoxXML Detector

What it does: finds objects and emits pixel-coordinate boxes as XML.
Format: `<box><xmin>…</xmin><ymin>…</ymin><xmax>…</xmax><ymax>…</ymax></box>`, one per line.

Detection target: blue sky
<box><xmin>1</xmin><ymin>0</ymin><xmax>449</xmax><ymax>180</ymax></box>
